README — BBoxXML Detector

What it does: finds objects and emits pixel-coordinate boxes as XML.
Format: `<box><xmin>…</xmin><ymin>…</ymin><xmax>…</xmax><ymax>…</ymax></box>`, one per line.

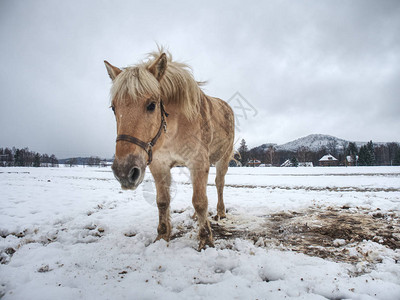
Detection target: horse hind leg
<box><xmin>214</xmin><ymin>154</ymin><xmax>230</xmax><ymax>220</ymax></box>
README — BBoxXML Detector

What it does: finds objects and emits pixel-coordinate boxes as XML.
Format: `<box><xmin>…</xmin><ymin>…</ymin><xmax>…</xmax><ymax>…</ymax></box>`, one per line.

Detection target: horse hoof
<box><xmin>213</xmin><ymin>213</ymin><xmax>226</xmax><ymax>221</ymax></box>
<box><xmin>154</xmin><ymin>234</ymin><xmax>170</xmax><ymax>243</ymax></box>
<box><xmin>198</xmin><ymin>239</ymin><xmax>214</xmax><ymax>251</ymax></box>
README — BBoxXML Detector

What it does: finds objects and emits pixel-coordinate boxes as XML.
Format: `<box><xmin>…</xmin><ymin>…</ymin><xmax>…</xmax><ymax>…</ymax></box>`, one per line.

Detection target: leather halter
<box><xmin>116</xmin><ymin>101</ymin><xmax>169</xmax><ymax>165</ymax></box>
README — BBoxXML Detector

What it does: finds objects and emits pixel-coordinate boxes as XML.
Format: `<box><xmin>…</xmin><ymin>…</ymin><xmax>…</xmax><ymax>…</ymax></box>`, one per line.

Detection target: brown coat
<box><xmin>105</xmin><ymin>49</ymin><xmax>234</xmax><ymax>250</ymax></box>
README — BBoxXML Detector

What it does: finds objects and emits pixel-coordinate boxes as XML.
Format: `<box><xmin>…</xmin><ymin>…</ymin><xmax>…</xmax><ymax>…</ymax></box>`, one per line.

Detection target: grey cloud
<box><xmin>1</xmin><ymin>0</ymin><xmax>399</xmax><ymax>157</ymax></box>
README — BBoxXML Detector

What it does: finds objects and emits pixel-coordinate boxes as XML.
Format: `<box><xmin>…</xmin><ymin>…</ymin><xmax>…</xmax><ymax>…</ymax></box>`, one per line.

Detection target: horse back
<box><xmin>204</xmin><ymin>96</ymin><xmax>235</xmax><ymax>164</ymax></box>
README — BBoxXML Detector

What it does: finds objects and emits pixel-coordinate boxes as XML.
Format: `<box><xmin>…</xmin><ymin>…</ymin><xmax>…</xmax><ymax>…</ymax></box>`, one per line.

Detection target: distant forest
<box><xmin>3</xmin><ymin>140</ymin><xmax>400</xmax><ymax>168</ymax></box>
<box><xmin>0</xmin><ymin>147</ymin><xmax>109</xmax><ymax>168</ymax></box>
<box><xmin>59</xmin><ymin>157</ymin><xmax>109</xmax><ymax>167</ymax></box>
<box><xmin>238</xmin><ymin>140</ymin><xmax>400</xmax><ymax>167</ymax></box>
<box><xmin>0</xmin><ymin>147</ymin><xmax>59</xmax><ymax>167</ymax></box>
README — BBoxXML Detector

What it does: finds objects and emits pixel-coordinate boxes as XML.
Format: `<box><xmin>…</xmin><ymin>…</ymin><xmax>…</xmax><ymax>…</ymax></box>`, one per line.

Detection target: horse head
<box><xmin>105</xmin><ymin>53</ymin><xmax>167</xmax><ymax>190</ymax></box>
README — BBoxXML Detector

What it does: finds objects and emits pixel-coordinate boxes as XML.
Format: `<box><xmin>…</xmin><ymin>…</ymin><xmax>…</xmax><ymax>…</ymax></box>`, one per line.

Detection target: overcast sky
<box><xmin>1</xmin><ymin>0</ymin><xmax>399</xmax><ymax>159</ymax></box>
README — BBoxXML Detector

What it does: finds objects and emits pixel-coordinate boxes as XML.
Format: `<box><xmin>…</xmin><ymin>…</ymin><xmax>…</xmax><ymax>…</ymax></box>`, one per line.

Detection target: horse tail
<box><xmin>230</xmin><ymin>149</ymin><xmax>242</xmax><ymax>167</ymax></box>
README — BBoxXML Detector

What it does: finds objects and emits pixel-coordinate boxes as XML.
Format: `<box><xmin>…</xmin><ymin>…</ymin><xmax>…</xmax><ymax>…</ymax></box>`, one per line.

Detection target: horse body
<box><xmin>105</xmin><ymin>50</ymin><xmax>234</xmax><ymax>249</ymax></box>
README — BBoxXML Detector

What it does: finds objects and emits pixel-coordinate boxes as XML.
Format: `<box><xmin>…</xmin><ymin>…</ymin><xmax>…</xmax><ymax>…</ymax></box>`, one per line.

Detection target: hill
<box><xmin>276</xmin><ymin>134</ymin><xmax>349</xmax><ymax>152</ymax></box>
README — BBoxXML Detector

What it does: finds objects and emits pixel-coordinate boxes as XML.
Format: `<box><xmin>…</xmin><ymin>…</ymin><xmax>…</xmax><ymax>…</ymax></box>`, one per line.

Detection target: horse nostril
<box><xmin>128</xmin><ymin>167</ymin><xmax>141</xmax><ymax>184</ymax></box>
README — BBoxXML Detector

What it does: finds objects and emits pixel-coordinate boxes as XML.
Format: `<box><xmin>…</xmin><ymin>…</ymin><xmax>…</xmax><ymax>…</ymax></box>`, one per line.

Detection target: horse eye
<box><xmin>147</xmin><ymin>102</ymin><xmax>156</xmax><ymax>112</ymax></box>
<box><xmin>111</xmin><ymin>106</ymin><xmax>115</xmax><ymax>114</ymax></box>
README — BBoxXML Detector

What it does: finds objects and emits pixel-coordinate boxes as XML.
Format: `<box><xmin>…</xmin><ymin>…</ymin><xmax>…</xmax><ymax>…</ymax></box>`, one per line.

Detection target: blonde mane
<box><xmin>111</xmin><ymin>49</ymin><xmax>203</xmax><ymax>119</ymax></box>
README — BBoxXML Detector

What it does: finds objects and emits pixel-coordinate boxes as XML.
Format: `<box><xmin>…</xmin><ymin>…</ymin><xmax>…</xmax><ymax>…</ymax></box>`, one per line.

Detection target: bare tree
<box><xmin>297</xmin><ymin>146</ymin><xmax>310</xmax><ymax>163</ymax></box>
<box><xmin>266</xmin><ymin>145</ymin><xmax>275</xmax><ymax>165</ymax></box>
<box><xmin>327</xmin><ymin>140</ymin><xmax>338</xmax><ymax>156</ymax></box>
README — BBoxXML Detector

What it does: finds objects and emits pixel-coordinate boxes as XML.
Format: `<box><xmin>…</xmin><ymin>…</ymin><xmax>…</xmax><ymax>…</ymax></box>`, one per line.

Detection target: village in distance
<box><xmin>1</xmin><ymin>134</ymin><xmax>400</xmax><ymax>168</ymax></box>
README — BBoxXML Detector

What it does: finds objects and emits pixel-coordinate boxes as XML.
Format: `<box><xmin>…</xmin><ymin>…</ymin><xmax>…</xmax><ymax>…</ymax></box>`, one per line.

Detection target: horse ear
<box><xmin>104</xmin><ymin>60</ymin><xmax>122</xmax><ymax>81</ymax></box>
<box><xmin>148</xmin><ymin>53</ymin><xmax>167</xmax><ymax>81</ymax></box>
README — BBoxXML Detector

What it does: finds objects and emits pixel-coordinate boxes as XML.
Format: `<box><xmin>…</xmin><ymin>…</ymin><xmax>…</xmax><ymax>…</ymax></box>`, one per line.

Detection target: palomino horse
<box><xmin>104</xmin><ymin>49</ymin><xmax>234</xmax><ymax>250</ymax></box>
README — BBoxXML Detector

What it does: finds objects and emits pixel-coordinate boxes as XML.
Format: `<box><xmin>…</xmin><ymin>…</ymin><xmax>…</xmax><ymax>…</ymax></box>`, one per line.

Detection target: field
<box><xmin>1</xmin><ymin>166</ymin><xmax>400</xmax><ymax>299</ymax></box>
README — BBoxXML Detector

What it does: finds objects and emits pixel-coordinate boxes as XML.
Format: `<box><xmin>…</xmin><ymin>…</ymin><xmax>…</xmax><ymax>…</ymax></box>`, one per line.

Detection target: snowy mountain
<box><xmin>275</xmin><ymin>134</ymin><xmax>356</xmax><ymax>152</ymax></box>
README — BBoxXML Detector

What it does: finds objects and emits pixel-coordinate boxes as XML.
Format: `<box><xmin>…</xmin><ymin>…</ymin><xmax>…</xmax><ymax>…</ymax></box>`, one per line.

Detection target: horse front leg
<box><xmin>151</xmin><ymin>166</ymin><xmax>172</xmax><ymax>242</ymax></box>
<box><xmin>190</xmin><ymin>164</ymin><xmax>214</xmax><ymax>250</ymax></box>
<box><xmin>215</xmin><ymin>155</ymin><xmax>230</xmax><ymax>220</ymax></box>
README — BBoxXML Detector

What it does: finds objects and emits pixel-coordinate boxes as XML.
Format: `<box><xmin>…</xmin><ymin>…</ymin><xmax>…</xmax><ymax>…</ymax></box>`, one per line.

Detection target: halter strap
<box><xmin>116</xmin><ymin>101</ymin><xmax>168</xmax><ymax>165</ymax></box>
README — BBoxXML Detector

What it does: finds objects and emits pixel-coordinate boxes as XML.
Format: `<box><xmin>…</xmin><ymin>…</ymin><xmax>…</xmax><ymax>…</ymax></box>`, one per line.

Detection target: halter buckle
<box><xmin>147</xmin><ymin>142</ymin><xmax>154</xmax><ymax>153</ymax></box>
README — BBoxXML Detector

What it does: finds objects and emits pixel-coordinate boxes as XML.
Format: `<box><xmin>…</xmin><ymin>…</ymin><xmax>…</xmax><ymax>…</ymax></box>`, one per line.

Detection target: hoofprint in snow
<box><xmin>1</xmin><ymin>166</ymin><xmax>400</xmax><ymax>299</ymax></box>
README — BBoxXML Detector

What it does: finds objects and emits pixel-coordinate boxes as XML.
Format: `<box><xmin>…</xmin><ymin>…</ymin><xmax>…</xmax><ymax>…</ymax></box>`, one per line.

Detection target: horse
<box><xmin>104</xmin><ymin>49</ymin><xmax>235</xmax><ymax>250</ymax></box>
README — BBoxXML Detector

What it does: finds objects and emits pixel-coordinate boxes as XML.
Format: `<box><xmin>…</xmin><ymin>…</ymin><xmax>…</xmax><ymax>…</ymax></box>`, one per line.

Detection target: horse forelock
<box><xmin>111</xmin><ymin>66</ymin><xmax>160</xmax><ymax>106</ymax></box>
<box><xmin>110</xmin><ymin>49</ymin><xmax>203</xmax><ymax>119</ymax></box>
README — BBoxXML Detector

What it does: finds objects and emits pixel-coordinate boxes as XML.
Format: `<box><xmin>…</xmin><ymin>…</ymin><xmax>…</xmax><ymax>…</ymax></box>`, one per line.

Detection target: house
<box><xmin>319</xmin><ymin>154</ymin><xmax>338</xmax><ymax>166</ymax></box>
<box><xmin>281</xmin><ymin>160</ymin><xmax>313</xmax><ymax>167</ymax></box>
<box><xmin>281</xmin><ymin>159</ymin><xmax>292</xmax><ymax>167</ymax></box>
<box><xmin>101</xmin><ymin>160</ymin><xmax>113</xmax><ymax>167</ymax></box>
<box><xmin>345</xmin><ymin>155</ymin><xmax>358</xmax><ymax>166</ymax></box>
<box><xmin>247</xmin><ymin>159</ymin><xmax>261</xmax><ymax>167</ymax></box>
<box><xmin>298</xmin><ymin>162</ymin><xmax>313</xmax><ymax>167</ymax></box>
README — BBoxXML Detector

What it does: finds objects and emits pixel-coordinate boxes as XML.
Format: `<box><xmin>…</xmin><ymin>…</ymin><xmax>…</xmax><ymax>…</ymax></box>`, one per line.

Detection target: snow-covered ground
<box><xmin>1</xmin><ymin>166</ymin><xmax>400</xmax><ymax>299</ymax></box>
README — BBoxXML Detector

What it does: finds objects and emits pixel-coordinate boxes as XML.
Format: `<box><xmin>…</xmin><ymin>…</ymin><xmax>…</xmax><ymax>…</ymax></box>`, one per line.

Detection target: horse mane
<box><xmin>111</xmin><ymin>48</ymin><xmax>203</xmax><ymax>119</ymax></box>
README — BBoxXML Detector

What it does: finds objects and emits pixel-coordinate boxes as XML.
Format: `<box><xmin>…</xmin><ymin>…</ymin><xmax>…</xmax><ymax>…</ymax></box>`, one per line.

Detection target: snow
<box><xmin>1</xmin><ymin>166</ymin><xmax>400</xmax><ymax>299</ymax></box>
<box><xmin>319</xmin><ymin>154</ymin><xmax>338</xmax><ymax>161</ymax></box>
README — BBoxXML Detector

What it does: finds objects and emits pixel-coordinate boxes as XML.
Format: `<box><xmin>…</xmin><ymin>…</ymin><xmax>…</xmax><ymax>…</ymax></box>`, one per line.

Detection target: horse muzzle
<box><xmin>112</xmin><ymin>155</ymin><xmax>146</xmax><ymax>190</ymax></box>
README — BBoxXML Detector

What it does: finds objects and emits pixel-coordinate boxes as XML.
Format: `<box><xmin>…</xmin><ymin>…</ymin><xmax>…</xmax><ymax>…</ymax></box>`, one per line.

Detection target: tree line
<box><xmin>237</xmin><ymin>139</ymin><xmax>400</xmax><ymax>167</ymax></box>
<box><xmin>0</xmin><ymin>147</ymin><xmax>59</xmax><ymax>167</ymax></box>
<box><xmin>62</xmin><ymin>156</ymin><xmax>109</xmax><ymax>167</ymax></box>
